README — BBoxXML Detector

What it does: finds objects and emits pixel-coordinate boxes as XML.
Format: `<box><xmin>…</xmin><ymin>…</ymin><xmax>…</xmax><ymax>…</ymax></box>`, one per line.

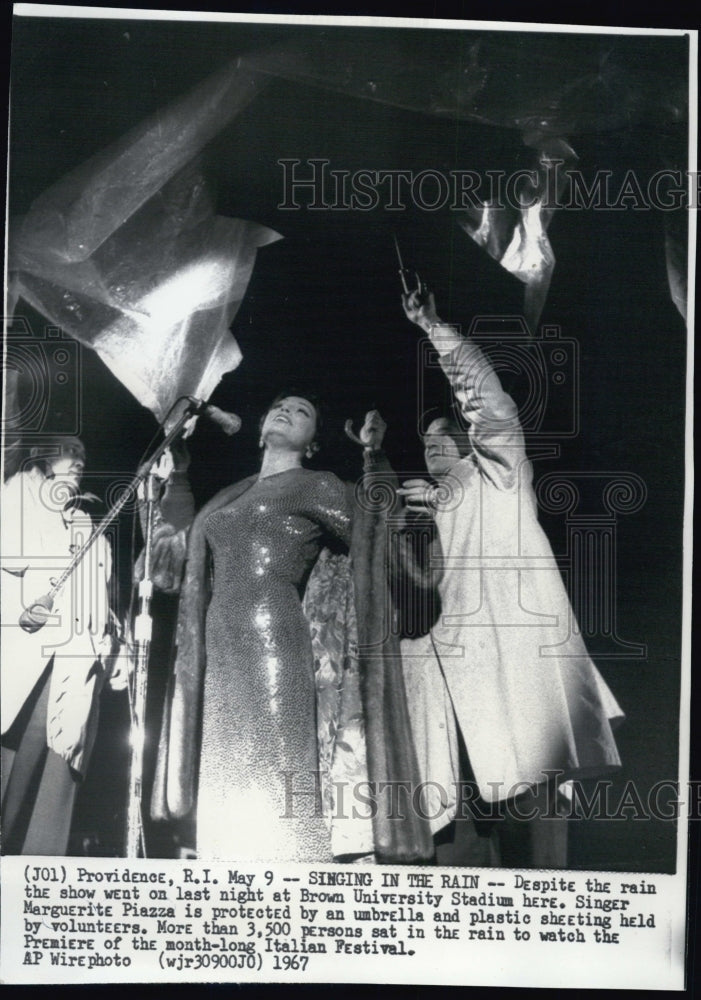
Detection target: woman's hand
<box><xmin>137</xmin><ymin>449</ymin><xmax>174</xmax><ymax>503</ymax></box>
<box><xmin>344</xmin><ymin>410</ymin><xmax>387</xmax><ymax>451</ymax></box>
<box><xmin>147</xmin><ymin>437</ymin><xmax>191</xmax><ymax>486</ymax></box>
<box><xmin>359</xmin><ymin>410</ymin><xmax>387</xmax><ymax>451</ymax></box>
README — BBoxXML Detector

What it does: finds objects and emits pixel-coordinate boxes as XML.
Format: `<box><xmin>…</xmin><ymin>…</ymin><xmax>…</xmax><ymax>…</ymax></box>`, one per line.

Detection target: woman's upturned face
<box><xmin>260</xmin><ymin>396</ymin><xmax>318</xmax><ymax>453</ymax></box>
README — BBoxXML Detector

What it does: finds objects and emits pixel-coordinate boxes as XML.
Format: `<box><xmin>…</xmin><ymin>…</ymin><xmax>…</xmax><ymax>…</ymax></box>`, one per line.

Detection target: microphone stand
<box><xmin>124</xmin><ymin>397</ymin><xmax>238</xmax><ymax>855</ymax></box>
<box><xmin>125</xmin><ymin>467</ymin><xmax>158</xmax><ymax>859</ymax></box>
<box><xmin>124</xmin><ymin>405</ymin><xmax>199</xmax><ymax>859</ymax></box>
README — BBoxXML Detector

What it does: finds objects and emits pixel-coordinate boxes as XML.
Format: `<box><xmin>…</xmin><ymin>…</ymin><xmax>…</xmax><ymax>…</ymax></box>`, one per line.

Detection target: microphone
<box><xmin>19</xmin><ymin>594</ymin><xmax>54</xmax><ymax>633</ymax></box>
<box><xmin>188</xmin><ymin>399</ymin><xmax>242</xmax><ymax>436</ymax></box>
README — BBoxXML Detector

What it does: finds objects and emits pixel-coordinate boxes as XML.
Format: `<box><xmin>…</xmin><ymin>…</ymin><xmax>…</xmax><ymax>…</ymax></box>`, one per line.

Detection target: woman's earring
<box><xmin>305</xmin><ymin>447</ymin><xmax>314</xmax><ymax>459</ymax></box>
<box><xmin>259</xmin><ymin>437</ymin><xmax>264</xmax><ymax>449</ymax></box>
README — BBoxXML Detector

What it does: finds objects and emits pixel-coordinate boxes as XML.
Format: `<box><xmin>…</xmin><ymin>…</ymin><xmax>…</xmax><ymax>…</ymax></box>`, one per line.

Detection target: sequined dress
<box><xmin>196</xmin><ymin>466</ymin><xmax>352</xmax><ymax>861</ymax></box>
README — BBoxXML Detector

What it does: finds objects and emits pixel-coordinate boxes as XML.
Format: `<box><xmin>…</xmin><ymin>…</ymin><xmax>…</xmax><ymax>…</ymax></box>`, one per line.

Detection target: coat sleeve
<box><xmin>0</xmin><ymin>474</ymin><xmax>30</xmax><ymax>574</ymax></box>
<box><xmin>431</xmin><ymin>324</ymin><xmax>529</xmax><ymax>490</ymax></box>
<box><xmin>351</xmin><ymin>448</ymin><xmax>434</xmax><ymax>862</ymax></box>
<box><xmin>309</xmin><ymin>471</ymin><xmax>354</xmax><ymax>547</ymax></box>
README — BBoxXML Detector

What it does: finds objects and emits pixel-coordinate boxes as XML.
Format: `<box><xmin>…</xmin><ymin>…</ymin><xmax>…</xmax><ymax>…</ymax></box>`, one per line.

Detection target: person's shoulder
<box><xmin>305</xmin><ymin>468</ymin><xmax>346</xmax><ymax>494</ymax></box>
<box><xmin>454</xmin><ymin>453</ymin><xmax>478</xmax><ymax>477</ymax></box>
<box><xmin>3</xmin><ymin>467</ymin><xmax>34</xmax><ymax>484</ymax></box>
<box><xmin>305</xmin><ymin>468</ymin><xmax>343</xmax><ymax>484</ymax></box>
<box><xmin>197</xmin><ymin>475</ymin><xmax>257</xmax><ymax>520</ymax></box>
<box><xmin>219</xmin><ymin>473</ymin><xmax>259</xmax><ymax>499</ymax></box>
<box><xmin>2</xmin><ymin>467</ymin><xmax>40</xmax><ymax>496</ymax></box>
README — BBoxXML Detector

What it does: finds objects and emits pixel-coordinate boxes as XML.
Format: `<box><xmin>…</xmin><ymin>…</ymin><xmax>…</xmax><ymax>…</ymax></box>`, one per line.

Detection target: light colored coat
<box><xmin>401</xmin><ymin>328</ymin><xmax>623</xmax><ymax>830</ymax></box>
<box><xmin>1</xmin><ymin>468</ymin><xmax>112</xmax><ymax>774</ymax></box>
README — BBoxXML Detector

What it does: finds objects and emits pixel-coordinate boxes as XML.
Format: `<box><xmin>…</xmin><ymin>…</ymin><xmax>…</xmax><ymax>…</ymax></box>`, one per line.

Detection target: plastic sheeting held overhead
<box><xmin>240</xmin><ymin>31</ymin><xmax>688</xmax><ymax>325</ymax></box>
<box><xmin>8</xmin><ymin>60</ymin><xmax>281</xmax><ymax>428</ymax></box>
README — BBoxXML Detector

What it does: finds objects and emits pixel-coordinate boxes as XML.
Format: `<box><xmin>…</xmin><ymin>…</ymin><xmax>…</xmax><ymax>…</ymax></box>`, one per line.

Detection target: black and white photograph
<box><xmin>0</xmin><ymin>4</ymin><xmax>695</xmax><ymax>988</ymax></box>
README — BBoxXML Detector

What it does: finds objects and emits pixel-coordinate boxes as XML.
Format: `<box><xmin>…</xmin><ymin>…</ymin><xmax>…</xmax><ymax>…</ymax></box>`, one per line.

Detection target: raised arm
<box><xmin>403</xmin><ymin>290</ymin><xmax>527</xmax><ymax>489</ymax></box>
<box><xmin>357</xmin><ymin>408</ymin><xmax>399</xmax><ymax>513</ymax></box>
<box><xmin>344</xmin><ymin>408</ymin><xmax>404</xmax><ymax>520</ymax></box>
<box><xmin>348</xmin><ymin>411</ymin><xmax>440</xmax><ymax>596</ymax></box>
<box><xmin>310</xmin><ymin>410</ymin><xmax>395</xmax><ymax>549</ymax></box>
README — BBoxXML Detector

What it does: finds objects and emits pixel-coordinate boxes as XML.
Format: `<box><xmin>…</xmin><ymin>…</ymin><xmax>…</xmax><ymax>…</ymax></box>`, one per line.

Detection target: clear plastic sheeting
<box><xmin>665</xmin><ymin>209</ymin><xmax>688</xmax><ymax>321</ymax></box>
<box><xmin>461</xmin><ymin>199</ymin><xmax>554</xmax><ymax>333</ymax></box>
<box><xmin>241</xmin><ymin>33</ymin><xmax>686</xmax><ymax>135</ymax></box>
<box><xmin>13</xmin><ymin>60</ymin><xmax>266</xmax><ymax>265</ymax></box>
<box><xmin>459</xmin><ymin>142</ymin><xmax>575</xmax><ymax>331</ymax></box>
<box><xmin>8</xmin><ymin>62</ymin><xmax>279</xmax><ymax>427</ymax></box>
<box><xmin>241</xmin><ymin>34</ymin><xmax>687</xmax><ymax>321</ymax></box>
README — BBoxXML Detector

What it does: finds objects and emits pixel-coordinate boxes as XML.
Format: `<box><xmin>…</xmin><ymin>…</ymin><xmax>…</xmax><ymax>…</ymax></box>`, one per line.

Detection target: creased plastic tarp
<box><xmin>458</xmin><ymin>140</ymin><xmax>577</xmax><ymax>331</ymax></box>
<box><xmin>8</xmin><ymin>61</ymin><xmax>280</xmax><ymax>427</ymax></box>
<box><xmin>241</xmin><ymin>34</ymin><xmax>685</xmax><ymax>135</ymax></box>
<box><xmin>242</xmin><ymin>36</ymin><xmax>688</xmax><ymax>323</ymax></box>
<box><xmin>664</xmin><ymin>206</ymin><xmax>688</xmax><ymax>321</ymax></box>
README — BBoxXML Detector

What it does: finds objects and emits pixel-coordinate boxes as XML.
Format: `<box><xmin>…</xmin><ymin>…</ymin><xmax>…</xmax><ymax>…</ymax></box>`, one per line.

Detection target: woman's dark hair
<box><xmin>261</xmin><ymin>388</ymin><xmax>326</xmax><ymax>451</ymax></box>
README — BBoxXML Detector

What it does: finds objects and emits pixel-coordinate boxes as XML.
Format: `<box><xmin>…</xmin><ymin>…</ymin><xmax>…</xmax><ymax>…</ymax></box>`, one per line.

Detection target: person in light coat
<box><xmin>1</xmin><ymin>437</ymin><xmax>126</xmax><ymax>855</ymax></box>
<box><xmin>397</xmin><ymin>291</ymin><xmax>623</xmax><ymax>867</ymax></box>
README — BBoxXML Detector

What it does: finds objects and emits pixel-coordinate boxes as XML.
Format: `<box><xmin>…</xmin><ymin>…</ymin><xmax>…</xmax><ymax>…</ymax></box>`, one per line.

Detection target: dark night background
<box><xmin>4</xmin><ymin>13</ymin><xmax>691</xmax><ymax>873</ymax></box>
